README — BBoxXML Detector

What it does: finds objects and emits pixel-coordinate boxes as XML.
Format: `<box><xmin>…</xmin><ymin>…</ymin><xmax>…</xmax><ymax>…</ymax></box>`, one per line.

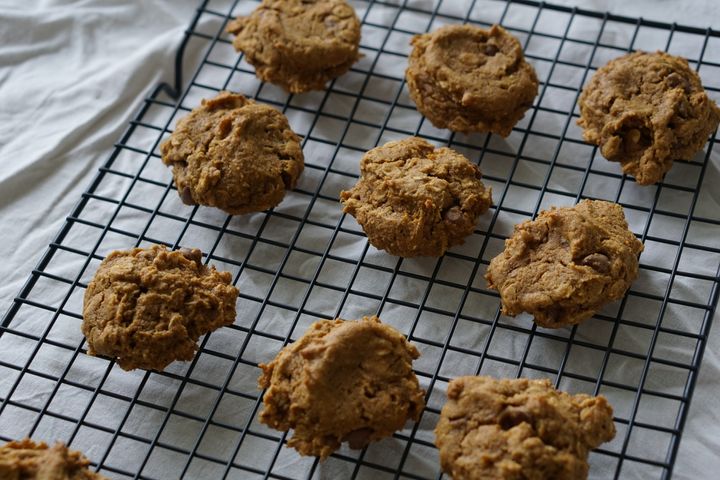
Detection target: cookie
<box><xmin>226</xmin><ymin>0</ymin><xmax>361</xmax><ymax>93</ymax></box>
<box><xmin>406</xmin><ymin>24</ymin><xmax>538</xmax><ymax>136</ymax></box>
<box><xmin>340</xmin><ymin>137</ymin><xmax>492</xmax><ymax>257</ymax></box>
<box><xmin>258</xmin><ymin>316</ymin><xmax>425</xmax><ymax>459</ymax></box>
<box><xmin>160</xmin><ymin>91</ymin><xmax>304</xmax><ymax>215</ymax></box>
<box><xmin>435</xmin><ymin>376</ymin><xmax>615</xmax><ymax>480</ymax></box>
<box><xmin>578</xmin><ymin>51</ymin><xmax>720</xmax><ymax>185</ymax></box>
<box><xmin>485</xmin><ymin>199</ymin><xmax>643</xmax><ymax>328</ymax></box>
<box><xmin>0</xmin><ymin>438</ymin><xmax>107</xmax><ymax>479</ymax></box>
<box><xmin>82</xmin><ymin>245</ymin><xmax>238</xmax><ymax>371</ymax></box>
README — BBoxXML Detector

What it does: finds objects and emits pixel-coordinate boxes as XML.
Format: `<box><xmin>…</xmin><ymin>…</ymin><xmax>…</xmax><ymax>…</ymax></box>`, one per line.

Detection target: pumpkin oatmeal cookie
<box><xmin>82</xmin><ymin>245</ymin><xmax>238</xmax><ymax>371</ymax></box>
<box><xmin>340</xmin><ymin>137</ymin><xmax>492</xmax><ymax>257</ymax></box>
<box><xmin>258</xmin><ymin>316</ymin><xmax>425</xmax><ymax>459</ymax></box>
<box><xmin>227</xmin><ymin>0</ymin><xmax>361</xmax><ymax>93</ymax></box>
<box><xmin>160</xmin><ymin>91</ymin><xmax>304</xmax><ymax>215</ymax></box>
<box><xmin>435</xmin><ymin>376</ymin><xmax>616</xmax><ymax>480</ymax></box>
<box><xmin>485</xmin><ymin>200</ymin><xmax>643</xmax><ymax>328</ymax></box>
<box><xmin>406</xmin><ymin>24</ymin><xmax>538</xmax><ymax>136</ymax></box>
<box><xmin>0</xmin><ymin>438</ymin><xmax>107</xmax><ymax>479</ymax></box>
<box><xmin>578</xmin><ymin>51</ymin><xmax>720</xmax><ymax>185</ymax></box>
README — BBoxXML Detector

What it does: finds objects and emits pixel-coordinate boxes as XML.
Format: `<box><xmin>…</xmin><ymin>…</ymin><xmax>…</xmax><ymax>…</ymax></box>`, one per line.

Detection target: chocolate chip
<box><xmin>280</xmin><ymin>170</ymin><xmax>294</xmax><ymax>190</ymax></box>
<box><xmin>180</xmin><ymin>186</ymin><xmax>196</xmax><ymax>205</ymax></box>
<box><xmin>484</xmin><ymin>44</ymin><xmax>499</xmax><ymax>56</ymax></box>
<box><xmin>498</xmin><ymin>407</ymin><xmax>532</xmax><ymax>430</ymax></box>
<box><xmin>343</xmin><ymin>427</ymin><xmax>374</xmax><ymax>449</ymax></box>
<box><xmin>474</xmin><ymin>166</ymin><xmax>483</xmax><ymax>179</ymax></box>
<box><xmin>666</xmin><ymin>72</ymin><xmax>690</xmax><ymax>92</ymax></box>
<box><xmin>179</xmin><ymin>247</ymin><xmax>203</xmax><ymax>266</ymax></box>
<box><xmin>137</xmin><ymin>250</ymin><xmax>156</xmax><ymax>261</ymax></box>
<box><xmin>677</xmin><ymin>99</ymin><xmax>690</xmax><ymax>118</ymax></box>
<box><xmin>582</xmin><ymin>253</ymin><xmax>611</xmax><ymax>274</ymax></box>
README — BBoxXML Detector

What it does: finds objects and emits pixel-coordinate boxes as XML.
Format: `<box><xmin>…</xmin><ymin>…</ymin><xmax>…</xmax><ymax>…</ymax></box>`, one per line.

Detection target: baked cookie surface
<box><xmin>227</xmin><ymin>0</ymin><xmax>361</xmax><ymax>93</ymax></box>
<box><xmin>485</xmin><ymin>199</ymin><xmax>643</xmax><ymax>328</ymax></box>
<box><xmin>578</xmin><ymin>51</ymin><xmax>720</xmax><ymax>185</ymax></box>
<box><xmin>0</xmin><ymin>438</ymin><xmax>107</xmax><ymax>479</ymax></box>
<box><xmin>406</xmin><ymin>24</ymin><xmax>538</xmax><ymax>136</ymax></box>
<box><xmin>82</xmin><ymin>245</ymin><xmax>238</xmax><ymax>371</ymax></box>
<box><xmin>258</xmin><ymin>316</ymin><xmax>425</xmax><ymax>459</ymax></box>
<box><xmin>435</xmin><ymin>376</ymin><xmax>615</xmax><ymax>480</ymax></box>
<box><xmin>160</xmin><ymin>91</ymin><xmax>304</xmax><ymax>215</ymax></box>
<box><xmin>340</xmin><ymin>137</ymin><xmax>492</xmax><ymax>257</ymax></box>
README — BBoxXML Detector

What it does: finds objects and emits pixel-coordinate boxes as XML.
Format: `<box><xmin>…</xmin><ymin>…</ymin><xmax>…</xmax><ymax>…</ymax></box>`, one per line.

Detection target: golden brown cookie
<box><xmin>0</xmin><ymin>438</ymin><xmax>107</xmax><ymax>480</ymax></box>
<box><xmin>578</xmin><ymin>51</ymin><xmax>720</xmax><ymax>185</ymax></box>
<box><xmin>485</xmin><ymin>200</ymin><xmax>643</xmax><ymax>328</ymax></box>
<box><xmin>435</xmin><ymin>376</ymin><xmax>615</xmax><ymax>480</ymax></box>
<box><xmin>82</xmin><ymin>245</ymin><xmax>238</xmax><ymax>371</ymax></box>
<box><xmin>160</xmin><ymin>91</ymin><xmax>304</xmax><ymax>215</ymax></box>
<box><xmin>226</xmin><ymin>0</ymin><xmax>361</xmax><ymax>93</ymax></box>
<box><xmin>340</xmin><ymin>137</ymin><xmax>492</xmax><ymax>257</ymax></box>
<box><xmin>258</xmin><ymin>316</ymin><xmax>425</xmax><ymax>459</ymax></box>
<box><xmin>406</xmin><ymin>24</ymin><xmax>538</xmax><ymax>136</ymax></box>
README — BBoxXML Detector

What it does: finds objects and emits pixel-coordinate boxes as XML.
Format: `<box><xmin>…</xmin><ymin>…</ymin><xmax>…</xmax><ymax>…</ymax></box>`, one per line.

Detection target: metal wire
<box><xmin>2</xmin><ymin>0</ymin><xmax>720</xmax><ymax>479</ymax></box>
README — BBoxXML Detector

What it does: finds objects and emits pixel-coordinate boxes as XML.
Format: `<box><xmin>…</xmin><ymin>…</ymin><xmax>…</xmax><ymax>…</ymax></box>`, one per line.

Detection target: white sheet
<box><xmin>0</xmin><ymin>1</ymin><xmax>718</xmax><ymax>478</ymax></box>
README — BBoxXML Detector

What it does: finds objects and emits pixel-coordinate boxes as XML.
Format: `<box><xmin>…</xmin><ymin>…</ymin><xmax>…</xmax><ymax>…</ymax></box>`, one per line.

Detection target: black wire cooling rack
<box><xmin>2</xmin><ymin>0</ymin><xmax>720</xmax><ymax>479</ymax></box>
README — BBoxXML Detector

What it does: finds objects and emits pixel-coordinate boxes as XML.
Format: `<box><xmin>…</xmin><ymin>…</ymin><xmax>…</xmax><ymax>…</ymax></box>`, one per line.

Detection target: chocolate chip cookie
<box><xmin>0</xmin><ymin>438</ymin><xmax>107</xmax><ymax>479</ymax></box>
<box><xmin>258</xmin><ymin>316</ymin><xmax>425</xmax><ymax>459</ymax></box>
<box><xmin>435</xmin><ymin>376</ymin><xmax>615</xmax><ymax>480</ymax></box>
<box><xmin>82</xmin><ymin>245</ymin><xmax>238</xmax><ymax>371</ymax></box>
<box><xmin>485</xmin><ymin>199</ymin><xmax>643</xmax><ymax>328</ymax></box>
<box><xmin>340</xmin><ymin>137</ymin><xmax>493</xmax><ymax>257</ymax></box>
<box><xmin>406</xmin><ymin>24</ymin><xmax>538</xmax><ymax>136</ymax></box>
<box><xmin>227</xmin><ymin>0</ymin><xmax>361</xmax><ymax>93</ymax></box>
<box><xmin>578</xmin><ymin>51</ymin><xmax>720</xmax><ymax>185</ymax></box>
<box><xmin>160</xmin><ymin>91</ymin><xmax>304</xmax><ymax>215</ymax></box>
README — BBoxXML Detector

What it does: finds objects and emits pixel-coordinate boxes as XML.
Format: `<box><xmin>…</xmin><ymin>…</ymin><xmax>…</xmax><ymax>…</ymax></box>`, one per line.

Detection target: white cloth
<box><xmin>0</xmin><ymin>1</ymin><xmax>718</xmax><ymax>478</ymax></box>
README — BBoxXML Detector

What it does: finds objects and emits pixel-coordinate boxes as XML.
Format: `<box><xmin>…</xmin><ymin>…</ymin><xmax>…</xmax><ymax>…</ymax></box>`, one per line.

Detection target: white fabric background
<box><xmin>0</xmin><ymin>0</ymin><xmax>718</xmax><ymax>478</ymax></box>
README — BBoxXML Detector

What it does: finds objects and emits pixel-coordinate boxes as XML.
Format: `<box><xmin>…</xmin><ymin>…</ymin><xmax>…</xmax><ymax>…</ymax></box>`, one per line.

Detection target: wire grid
<box><xmin>2</xmin><ymin>0</ymin><xmax>720</xmax><ymax>478</ymax></box>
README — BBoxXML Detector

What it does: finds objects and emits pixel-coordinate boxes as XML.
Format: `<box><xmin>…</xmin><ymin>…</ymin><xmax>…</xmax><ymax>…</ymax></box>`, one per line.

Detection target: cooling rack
<box><xmin>2</xmin><ymin>0</ymin><xmax>719</xmax><ymax>478</ymax></box>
